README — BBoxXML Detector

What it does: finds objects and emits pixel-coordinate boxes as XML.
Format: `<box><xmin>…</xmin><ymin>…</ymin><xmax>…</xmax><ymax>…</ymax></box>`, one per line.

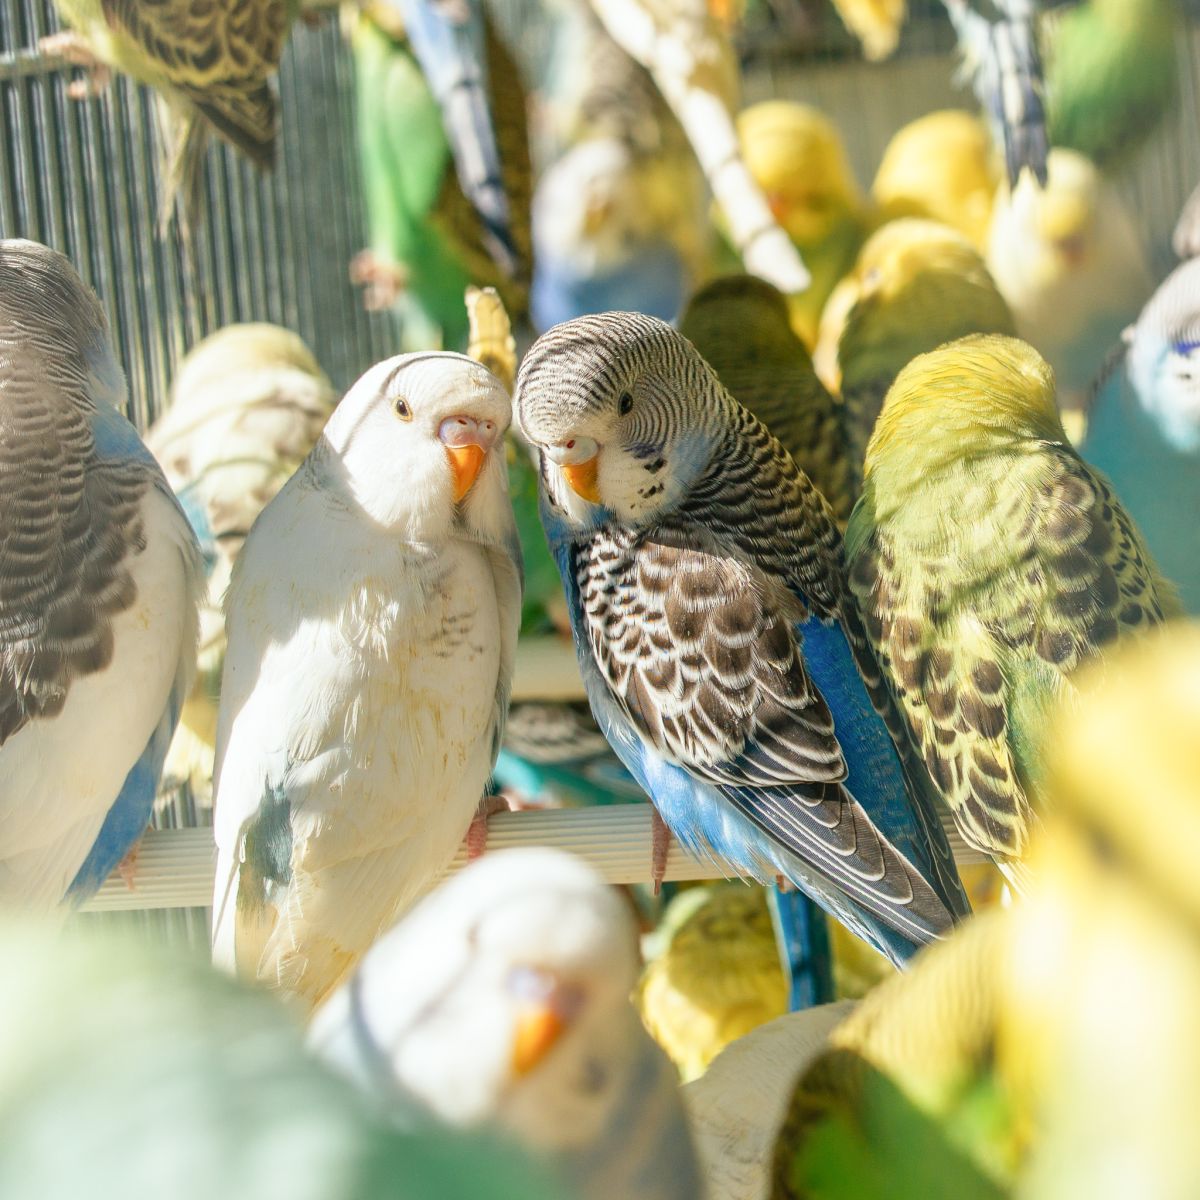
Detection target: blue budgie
<box><xmin>513</xmin><ymin>312</ymin><xmax>970</xmax><ymax>967</ymax></box>
<box><xmin>309</xmin><ymin>847</ymin><xmax>702</xmax><ymax>1200</ymax></box>
<box><xmin>1080</xmin><ymin>257</ymin><xmax>1200</xmax><ymax>613</ymax></box>
<box><xmin>0</xmin><ymin>239</ymin><xmax>201</xmax><ymax>909</ymax></box>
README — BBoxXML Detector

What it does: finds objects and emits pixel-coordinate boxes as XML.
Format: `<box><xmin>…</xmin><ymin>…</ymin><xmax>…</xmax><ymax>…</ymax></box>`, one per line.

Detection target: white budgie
<box><xmin>211</xmin><ymin>351</ymin><xmax>522</xmax><ymax>1011</ymax></box>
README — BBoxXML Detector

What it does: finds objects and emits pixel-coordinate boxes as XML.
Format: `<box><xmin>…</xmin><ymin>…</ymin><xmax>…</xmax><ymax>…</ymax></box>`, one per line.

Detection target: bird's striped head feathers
<box><xmin>0</xmin><ymin>238</ymin><xmax>124</xmax><ymax>410</ymax></box>
<box><xmin>515</xmin><ymin>312</ymin><xmax>728</xmax><ymax>528</ymax></box>
<box><xmin>864</xmin><ymin>334</ymin><xmax>1065</xmax><ymax>488</ymax></box>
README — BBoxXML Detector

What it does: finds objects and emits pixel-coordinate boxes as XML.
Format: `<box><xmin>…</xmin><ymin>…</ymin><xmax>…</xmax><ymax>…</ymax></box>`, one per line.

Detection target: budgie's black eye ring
<box><xmin>618</xmin><ymin>392</ymin><xmax>634</xmax><ymax>416</ymax></box>
<box><xmin>393</xmin><ymin>396</ymin><xmax>412</xmax><ymax>421</ymax></box>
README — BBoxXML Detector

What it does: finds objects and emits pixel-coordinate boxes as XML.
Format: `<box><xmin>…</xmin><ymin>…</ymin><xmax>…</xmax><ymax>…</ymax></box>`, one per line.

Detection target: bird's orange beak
<box><xmin>562</xmin><ymin>457</ymin><xmax>601</xmax><ymax>504</ymax></box>
<box><xmin>511</xmin><ymin>1004</ymin><xmax>570</xmax><ymax>1076</ymax></box>
<box><xmin>445</xmin><ymin>443</ymin><xmax>487</xmax><ymax>503</ymax></box>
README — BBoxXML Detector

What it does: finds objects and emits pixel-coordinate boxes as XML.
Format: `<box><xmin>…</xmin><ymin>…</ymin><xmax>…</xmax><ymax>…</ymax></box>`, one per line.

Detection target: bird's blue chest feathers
<box><xmin>89</xmin><ymin>397</ymin><xmax>156</xmax><ymax>468</ymax></box>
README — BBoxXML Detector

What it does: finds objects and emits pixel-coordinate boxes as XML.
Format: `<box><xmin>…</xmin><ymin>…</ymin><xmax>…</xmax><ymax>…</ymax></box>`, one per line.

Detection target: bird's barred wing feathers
<box><xmin>849</xmin><ymin>449</ymin><xmax>1175</xmax><ymax>861</ymax></box>
<box><xmin>573</xmin><ymin>524</ymin><xmax>952</xmax><ymax>933</ymax></box>
<box><xmin>0</xmin><ymin>389</ymin><xmax>151</xmax><ymax>746</ymax></box>
<box><xmin>102</xmin><ymin>0</ymin><xmax>287</xmax><ymax>165</ymax></box>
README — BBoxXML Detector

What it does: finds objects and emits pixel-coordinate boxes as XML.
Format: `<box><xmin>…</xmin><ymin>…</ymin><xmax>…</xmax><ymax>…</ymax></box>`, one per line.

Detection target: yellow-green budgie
<box><xmin>637</xmin><ymin>883</ymin><xmax>788</xmax><ymax>1082</ymax></box>
<box><xmin>148</xmin><ymin>323</ymin><xmax>336</xmax><ymax>798</ymax></box>
<box><xmin>48</xmin><ymin>0</ymin><xmax>292</xmax><ymax>229</ymax></box>
<box><xmin>836</xmin><ymin>219</ymin><xmax>1015</xmax><ymax>497</ymax></box>
<box><xmin>870</xmin><ymin>110</ymin><xmax>999</xmax><ymax>252</ymax></box>
<box><xmin>679</xmin><ymin>274</ymin><xmax>852</xmax><ymax>525</ymax></box>
<box><xmin>845</xmin><ymin>333</ymin><xmax>1178</xmax><ymax>881</ymax></box>
<box><xmin>734</xmin><ymin>102</ymin><xmax>870</xmax><ymax>349</ymax></box>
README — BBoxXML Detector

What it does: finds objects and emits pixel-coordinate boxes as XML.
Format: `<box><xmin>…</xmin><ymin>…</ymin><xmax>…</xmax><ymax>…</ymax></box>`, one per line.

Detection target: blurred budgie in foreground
<box><xmin>735</xmin><ymin>102</ymin><xmax>868</xmax><ymax>347</ymax></box>
<box><xmin>47</xmin><ymin>0</ymin><xmax>291</xmax><ymax>231</ymax></box>
<box><xmin>685</xmin><ymin>1001</ymin><xmax>855</xmax><ymax>1200</ymax></box>
<box><xmin>350</xmin><ymin>4</ymin><xmax>531</xmax><ymax>348</ymax></box>
<box><xmin>987</xmin><ymin>147</ymin><xmax>1152</xmax><ymax>413</ymax></box>
<box><xmin>0</xmin><ymin>918</ymin><xmax>567</xmax><ymax>1200</ymax></box>
<box><xmin>0</xmin><ymin>239</ymin><xmax>201</xmax><ymax>909</ymax></box>
<box><xmin>836</xmin><ymin>219</ymin><xmax>1015</xmax><ymax>496</ymax></box>
<box><xmin>773</xmin><ymin>621</ymin><xmax>1200</xmax><ymax>1200</ymax></box>
<box><xmin>771</xmin><ymin>907</ymin><xmax>1012</xmax><ymax>1200</ymax></box>
<box><xmin>516</xmin><ymin>312</ymin><xmax>969</xmax><ymax>968</ymax></box>
<box><xmin>637</xmin><ymin>883</ymin><xmax>791</xmax><ymax>1082</ymax></box>
<box><xmin>212</xmin><ymin>352</ymin><xmax>521</xmax><ymax>1011</ymax></box>
<box><xmin>680</xmin><ymin>274</ymin><xmax>852</xmax><ymax>525</ymax></box>
<box><xmin>846</xmin><ymin>333</ymin><xmax>1178</xmax><ymax>884</ymax></box>
<box><xmin>870</xmin><ymin>110</ymin><xmax>999</xmax><ymax>251</ymax></box>
<box><xmin>1080</xmin><ymin>258</ymin><xmax>1200</xmax><ymax>614</ymax></box>
<box><xmin>310</xmin><ymin>849</ymin><xmax>702</xmax><ymax>1200</ymax></box>
<box><xmin>1042</xmin><ymin>0</ymin><xmax>1180</xmax><ymax>171</ymax></box>
<box><xmin>148</xmin><ymin>323</ymin><xmax>336</xmax><ymax>799</ymax></box>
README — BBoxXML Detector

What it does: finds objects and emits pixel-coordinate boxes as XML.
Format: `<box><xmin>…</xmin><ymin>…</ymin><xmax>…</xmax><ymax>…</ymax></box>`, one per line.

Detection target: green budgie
<box><xmin>837</xmin><ymin>219</ymin><xmax>1016</xmax><ymax>500</ymax></box>
<box><xmin>47</xmin><ymin>0</ymin><xmax>294</xmax><ymax>230</ymax></box>
<box><xmin>1043</xmin><ymin>0</ymin><xmax>1180</xmax><ymax>171</ymax></box>
<box><xmin>845</xmin><ymin>333</ymin><xmax>1178</xmax><ymax>883</ymax></box>
<box><xmin>680</xmin><ymin>274</ymin><xmax>853</xmax><ymax>526</ymax></box>
<box><xmin>0</xmin><ymin>918</ymin><xmax>569</xmax><ymax>1200</ymax></box>
<box><xmin>350</xmin><ymin>4</ymin><xmax>532</xmax><ymax>350</ymax></box>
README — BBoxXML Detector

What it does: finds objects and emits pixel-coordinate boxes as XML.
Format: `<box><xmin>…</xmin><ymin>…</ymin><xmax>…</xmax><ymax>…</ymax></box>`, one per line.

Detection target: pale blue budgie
<box><xmin>0</xmin><ymin>916</ymin><xmax>571</xmax><ymax>1200</ymax></box>
<box><xmin>211</xmin><ymin>351</ymin><xmax>522</xmax><ymax>1012</ymax></box>
<box><xmin>309</xmin><ymin>847</ymin><xmax>703</xmax><ymax>1200</ymax></box>
<box><xmin>1080</xmin><ymin>257</ymin><xmax>1200</xmax><ymax>613</ymax></box>
<box><xmin>514</xmin><ymin>312</ymin><xmax>970</xmax><ymax>968</ymax></box>
<box><xmin>0</xmin><ymin>239</ymin><xmax>201</xmax><ymax>909</ymax></box>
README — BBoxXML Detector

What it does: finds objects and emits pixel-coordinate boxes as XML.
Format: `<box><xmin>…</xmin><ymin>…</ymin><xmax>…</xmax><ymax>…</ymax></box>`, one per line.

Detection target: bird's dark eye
<box><xmin>393</xmin><ymin>396</ymin><xmax>412</xmax><ymax>421</ymax></box>
<box><xmin>618</xmin><ymin>392</ymin><xmax>634</xmax><ymax>415</ymax></box>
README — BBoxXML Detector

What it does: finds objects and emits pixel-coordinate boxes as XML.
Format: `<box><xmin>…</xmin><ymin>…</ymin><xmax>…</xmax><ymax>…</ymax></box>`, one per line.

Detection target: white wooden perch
<box><xmin>79</xmin><ymin>805</ymin><xmax>987</xmax><ymax>913</ymax></box>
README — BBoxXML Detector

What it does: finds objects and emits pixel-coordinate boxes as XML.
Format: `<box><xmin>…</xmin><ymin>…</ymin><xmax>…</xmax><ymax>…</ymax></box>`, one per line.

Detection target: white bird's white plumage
<box><xmin>148</xmin><ymin>323</ymin><xmax>338</xmax><ymax>797</ymax></box>
<box><xmin>682</xmin><ymin>1001</ymin><xmax>855</xmax><ymax>1200</ymax></box>
<box><xmin>309</xmin><ymin>847</ymin><xmax>703</xmax><ymax>1200</ymax></box>
<box><xmin>210</xmin><ymin>351</ymin><xmax>521</xmax><ymax>1011</ymax></box>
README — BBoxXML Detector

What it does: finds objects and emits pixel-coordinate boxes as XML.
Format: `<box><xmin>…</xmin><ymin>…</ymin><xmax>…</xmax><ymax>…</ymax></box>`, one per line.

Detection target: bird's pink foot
<box><xmin>466</xmin><ymin>794</ymin><xmax>512</xmax><ymax>861</ymax></box>
<box><xmin>651</xmin><ymin>808</ymin><xmax>673</xmax><ymax>896</ymax></box>
<box><xmin>116</xmin><ymin>842</ymin><xmax>141</xmax><ymax>891</ymax></box>
<box><xmin>39</xmin><ymin>33</ymin><xmax>112</xmax><ymax>98</ymax></box>
<box><xmin>349</xmin><ymin>250</ymin><xmax>407</xmax><ymax>311</ymax></box>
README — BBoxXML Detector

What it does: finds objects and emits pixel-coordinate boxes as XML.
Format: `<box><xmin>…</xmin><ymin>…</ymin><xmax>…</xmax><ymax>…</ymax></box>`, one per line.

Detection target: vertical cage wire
<box><xmin>0</xmin><ymin>0</ymin><xmax>404</xmax><ymax>949</ymax></box>
<box><xmin>0</xmin><ymin>0</ymin><xmax>403</xmax><ymax>432</ymax></box>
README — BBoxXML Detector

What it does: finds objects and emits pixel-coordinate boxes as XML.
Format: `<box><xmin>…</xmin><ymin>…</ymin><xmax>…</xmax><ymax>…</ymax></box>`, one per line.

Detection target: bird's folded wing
<box><xmin>101</xmin><ymin>0</ymin><xmax>287</xmax><ymax>164</ymax></box>
<box><xmin>0</xmin><ymin>395</ymin><xmax>149</xmax><ymax>747</ymax></box>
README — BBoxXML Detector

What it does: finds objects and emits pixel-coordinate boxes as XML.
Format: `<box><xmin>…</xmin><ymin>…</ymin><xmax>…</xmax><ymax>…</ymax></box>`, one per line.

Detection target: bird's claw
<box><xmin>349</xmin><ymin>250</ymin><xmax>408</xmax><ymax>311</ymax></box>
<box><xmin>465</xmin><ymin>794</ymin><xmax>512</xmax><ymax>861</ymax></box>
<box><xmin>116</xmin><ymin>842</ymin><xmax>141</xmax><ymax>891</ymax></box>
<box><xmin>650</xmin><ymin>807</ymin><xmax>672</xmax><ymax>896</ymax></box>
<box><xmin>39</xmin><ymin>33</ymin><xmax>112</xmax><ymax>98</ymax></box>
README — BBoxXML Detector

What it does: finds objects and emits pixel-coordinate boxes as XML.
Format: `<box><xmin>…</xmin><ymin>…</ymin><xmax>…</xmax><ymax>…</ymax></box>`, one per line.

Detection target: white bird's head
<box><xmin>514</xmin><ymin>312</ymin><xmax>725</xmax><ymax>529</ymax></box>
<box><xmin>1127</xmin><ymin>257</ymin><xmax>1200</xmax><ymax>454</ymax></box>
<box><xmin>316</xmin><ymin>351</ymin><xmax>512</xmax><ymax>538</ymax></box>
<box><xmin>308</xmin><ymin>849</ymin><xmax>650</xmax><ymax>1150</ymax></box>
